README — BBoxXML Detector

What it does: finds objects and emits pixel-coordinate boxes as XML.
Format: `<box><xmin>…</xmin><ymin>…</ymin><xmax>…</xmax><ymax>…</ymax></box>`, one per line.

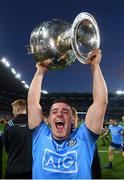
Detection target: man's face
<box><xmin>49</xmin><ymin>102</ymin><xmax>74</xmax><ymax>140</ymax></box>
<box><xmin>109</xmin><ymin>119</ymin><xmax>116</xmax><ymax>125</ymax></box>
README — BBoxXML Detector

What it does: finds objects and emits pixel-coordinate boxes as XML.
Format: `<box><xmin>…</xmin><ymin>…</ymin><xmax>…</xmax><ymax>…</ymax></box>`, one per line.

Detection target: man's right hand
<box><xmin>36</xmin><ymin>59</ymin><xmax>52</xmax><ymax>74</ymax></box>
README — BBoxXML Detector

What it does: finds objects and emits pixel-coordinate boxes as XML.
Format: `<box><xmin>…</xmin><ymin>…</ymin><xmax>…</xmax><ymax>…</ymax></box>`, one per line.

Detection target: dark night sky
<box><xmin>0</xmin><ymin>0</ymin><xmax>124</xmax><ymax>93</ymax></box>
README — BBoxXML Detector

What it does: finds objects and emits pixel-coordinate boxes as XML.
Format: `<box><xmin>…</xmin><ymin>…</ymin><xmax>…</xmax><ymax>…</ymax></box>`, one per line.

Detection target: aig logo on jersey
<box><xmin>42</xmin><ymin>148</ymin><xmax>78</xmax><ymax>173</ymax></box>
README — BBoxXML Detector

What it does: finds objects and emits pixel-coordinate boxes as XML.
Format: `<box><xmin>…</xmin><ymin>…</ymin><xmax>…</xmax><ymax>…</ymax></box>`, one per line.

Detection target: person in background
<box><xmin>4</xmin><ymin>99</ymin><xmax>32</xmax><ymax>179</ymax></box>
<box><xmin>99</xmin><ymin>126</ymin><xmax>110</xmax><ymax>146</ymax></box>
<box><xmin>71</xmin><ymin>107</ymin><xmax>79</xmax><ymax>129</ymax></box>
<box><xmin>0</xmin><ymin>131</ymin><xmax>3</xmax><ymax>179</ymax></box>
<box><xmin>101</xmin><ymin>118</ymin><xmax>124</xmax><ymax>169</ymax></box>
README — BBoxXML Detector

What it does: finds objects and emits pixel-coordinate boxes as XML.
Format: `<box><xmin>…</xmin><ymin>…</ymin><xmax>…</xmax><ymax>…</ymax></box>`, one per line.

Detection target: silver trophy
<box><xmin>27</xmin><ymin>12</ymin><xmax>100</xmax><ymax>70</ymax></box>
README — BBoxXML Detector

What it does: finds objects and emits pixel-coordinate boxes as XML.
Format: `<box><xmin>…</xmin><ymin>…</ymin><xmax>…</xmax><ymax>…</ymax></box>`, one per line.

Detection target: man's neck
<box><xmin>15</xmin><ymin>111</ymin><xmax>26</xmax><ymax>117</ymax></box>
<box><xmin>52</xmin><ymin>135</ymin><xmax>69</xmax><ymax>144</ymax></box>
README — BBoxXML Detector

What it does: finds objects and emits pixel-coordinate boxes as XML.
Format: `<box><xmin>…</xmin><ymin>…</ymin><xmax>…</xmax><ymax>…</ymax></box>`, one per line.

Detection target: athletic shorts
<box><xmin>110</xmin><ymin>142</ymin><xmax>124</xmax><ymax>151</ymax></box>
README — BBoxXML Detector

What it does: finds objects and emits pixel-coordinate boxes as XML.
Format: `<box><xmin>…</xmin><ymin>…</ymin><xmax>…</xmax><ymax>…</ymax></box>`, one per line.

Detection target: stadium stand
<box><xmin>0</xmin><ymin>61</ymin><xmax>28</xmax><ymax>115</ymax></box>
<box><xmin>1</xmin><ymin>60</ymin><xmax>124</xmax><ymax>122</ymax></box>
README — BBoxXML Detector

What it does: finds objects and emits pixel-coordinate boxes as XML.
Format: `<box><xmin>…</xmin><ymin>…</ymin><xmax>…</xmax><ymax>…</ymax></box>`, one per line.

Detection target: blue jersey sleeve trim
<box><xmin>83</xmin><ymin>123</ymin><xmax>99</xmax><ymax>139</ymax></box>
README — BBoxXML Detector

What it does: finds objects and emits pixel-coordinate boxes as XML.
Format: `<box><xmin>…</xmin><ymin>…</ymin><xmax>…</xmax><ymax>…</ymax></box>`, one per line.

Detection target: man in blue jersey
<box><xmin>28</xmin><ymin>49</ymin><xmax>108</xmax><ymax>179</ymax></box>
<box><xmin>102</xmin><ymin>119</ymin><xmax>124</xmax><ymax>169</ymax></box>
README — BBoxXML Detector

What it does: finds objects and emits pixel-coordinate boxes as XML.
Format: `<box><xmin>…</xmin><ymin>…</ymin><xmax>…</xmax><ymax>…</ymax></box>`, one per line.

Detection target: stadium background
<box><xmin>0</xmin><ymin>60</ymin><xmax>124</xmax><ymax>178</ymax></box>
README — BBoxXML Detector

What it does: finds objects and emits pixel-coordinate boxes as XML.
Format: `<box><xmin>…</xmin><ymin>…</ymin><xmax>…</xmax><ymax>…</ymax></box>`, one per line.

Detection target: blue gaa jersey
<box><xmin>108</xmin><ymin>124</ymin><xmax>124</xmax><ymax>144</ymax></box>
<box><xmin>32</xmin><ymin>122</ymin><xmax>98</xmax><ymax>179</ymax></box>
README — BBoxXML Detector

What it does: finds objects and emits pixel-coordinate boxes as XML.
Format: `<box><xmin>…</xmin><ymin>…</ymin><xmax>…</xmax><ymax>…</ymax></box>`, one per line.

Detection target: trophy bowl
<box><xmin>27</xmin><ymin>12</ymin><xmax>100</xmax><ymax>70</ymax></box>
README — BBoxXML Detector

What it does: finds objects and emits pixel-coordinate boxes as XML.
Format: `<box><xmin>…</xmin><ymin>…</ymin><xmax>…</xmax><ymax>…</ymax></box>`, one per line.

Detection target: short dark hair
<box><xmin>110</xmin><ymin>118</ymin><xmax>119</xmax><ymax>123</ymax></box>
<box><xmin>50</xmin><ymin>99</ymin><xmax>72</xmax><ymax>109</ymax></box>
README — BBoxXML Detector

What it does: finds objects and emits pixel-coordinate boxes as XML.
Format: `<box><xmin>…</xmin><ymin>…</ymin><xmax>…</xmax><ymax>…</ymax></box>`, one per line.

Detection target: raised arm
<box><xmin>85</xmin><ymin>49</ymin><xmax>108</xmax><ymax>134</ymax></box>
<box><xmin>28</xmin><ymin>61</ymin><xmax>50</xmax><ymax>129</ymax></box>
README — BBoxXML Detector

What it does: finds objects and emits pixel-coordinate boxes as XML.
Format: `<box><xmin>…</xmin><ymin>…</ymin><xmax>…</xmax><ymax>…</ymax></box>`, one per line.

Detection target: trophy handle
<box><xmin>71</xmin><ymin>12</ymin><xmax>100</xmax><ymax>64</ymax></box>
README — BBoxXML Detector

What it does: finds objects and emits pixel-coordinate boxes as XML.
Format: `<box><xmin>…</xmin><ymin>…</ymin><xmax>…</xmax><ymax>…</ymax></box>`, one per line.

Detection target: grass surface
<box><xmin>99</xmin><ymin>146</ymin><xmax>124</xmax><ymax>178</ymax></box>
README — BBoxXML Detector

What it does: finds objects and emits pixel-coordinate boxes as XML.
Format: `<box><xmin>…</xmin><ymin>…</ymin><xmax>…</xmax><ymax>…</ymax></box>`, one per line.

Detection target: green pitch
<box><xmin>98</xmin><ymin>138</ymin><xmax>124</xmax><ymax>179</ymax></box>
